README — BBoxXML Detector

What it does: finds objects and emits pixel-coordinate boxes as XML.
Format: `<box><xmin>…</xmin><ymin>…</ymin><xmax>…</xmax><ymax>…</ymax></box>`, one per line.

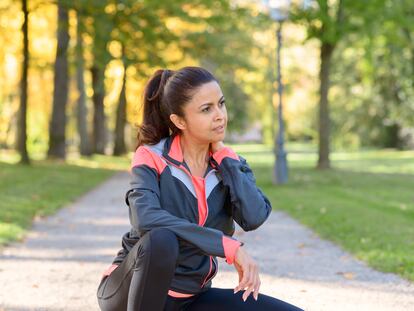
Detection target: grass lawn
<box><xmin>231</xmin><ymin>143</ymin><xmax>414</xmax><ymax>283</ymax></box>
<box><xmin>0</xmin><ymin>151</ymin><xmax>130</xmax><ymax>248</ymax></box>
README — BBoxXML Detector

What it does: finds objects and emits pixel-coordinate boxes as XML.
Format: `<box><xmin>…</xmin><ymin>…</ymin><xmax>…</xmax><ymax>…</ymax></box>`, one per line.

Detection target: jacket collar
<box><xmin>162</xmin><ymin>133</ymin><xmax>214</xmax><ymax>167</ymax></box>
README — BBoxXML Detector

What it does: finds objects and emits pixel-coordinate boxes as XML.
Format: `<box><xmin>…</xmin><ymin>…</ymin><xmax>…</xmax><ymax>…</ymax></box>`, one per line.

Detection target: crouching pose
<box><xmin>97</xmin><ymin>66</ymin><xmax>305</xmax><ymax>311</ymax></box>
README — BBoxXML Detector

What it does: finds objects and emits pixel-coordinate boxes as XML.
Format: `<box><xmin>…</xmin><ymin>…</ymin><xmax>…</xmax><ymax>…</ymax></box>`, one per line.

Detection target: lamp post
<box><xmin>263</xmin><ymin>0</ymin><xmax>291</xmax><ymax>184</ymax></box>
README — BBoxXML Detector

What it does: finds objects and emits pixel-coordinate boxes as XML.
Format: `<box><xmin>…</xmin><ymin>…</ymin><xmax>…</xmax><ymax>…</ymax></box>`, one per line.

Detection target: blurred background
<box><xmin>1</xmin><ymin>0</ymin><xmax>413</xmax><ymax>160</ymax></box>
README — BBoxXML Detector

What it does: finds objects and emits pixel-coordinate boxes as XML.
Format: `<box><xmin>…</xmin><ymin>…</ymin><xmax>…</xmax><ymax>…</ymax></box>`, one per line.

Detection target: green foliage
<box><xmin>69</xmin><ymin>0</ymin><xmax>265</xmax><ymax>133</ymax></box>
<box><xmin>290</xmin><ymin>0</ymin><xmax>385</xmax><ymax>45</ymax></box>
<box><xmin>289</xmin><ymin>0</ymin><xmax>414</xmax><ymax>149</ymax></box>
<box><xmin>329</xmin><ymin>0</ymin><xmax>414</xmax><ymax>149</ymax></box>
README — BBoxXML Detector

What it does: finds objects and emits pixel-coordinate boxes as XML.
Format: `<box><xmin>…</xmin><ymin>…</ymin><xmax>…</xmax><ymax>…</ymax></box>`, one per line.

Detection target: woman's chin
<box><xmin>211</xmin><ymin>133</ymin><xmax>225</xmax><ymax>141</ymax></box>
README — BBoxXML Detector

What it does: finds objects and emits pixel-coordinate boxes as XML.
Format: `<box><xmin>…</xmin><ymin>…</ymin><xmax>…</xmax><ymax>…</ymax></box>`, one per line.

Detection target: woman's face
<box><xmin>171</xmin><ymin>81</ymin><xmax>227</xmax><ymax>144</ymax></box>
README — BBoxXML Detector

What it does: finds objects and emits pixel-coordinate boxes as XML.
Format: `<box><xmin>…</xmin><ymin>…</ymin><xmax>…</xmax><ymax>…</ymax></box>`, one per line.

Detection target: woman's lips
<box><xmin>213</xmin><ymin>125</ymin><xmax>225</xmax><ymax>133</ymax></box>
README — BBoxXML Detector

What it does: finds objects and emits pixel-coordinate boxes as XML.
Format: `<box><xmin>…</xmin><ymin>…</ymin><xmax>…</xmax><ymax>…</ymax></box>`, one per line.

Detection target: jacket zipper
<box><xmin>162</xmin><ymin>156</ymin><xmax>219</xmax><ymax>288</ymax></box>
<box><xmin>200</xmin><ymin>256</ymin><xmax>218</xmax><ymax>288</ymax></box>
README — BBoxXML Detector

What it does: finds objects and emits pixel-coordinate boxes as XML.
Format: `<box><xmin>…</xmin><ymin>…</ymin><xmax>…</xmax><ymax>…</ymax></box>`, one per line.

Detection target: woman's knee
<box><xmin>133</xmin><ymin>228</ymin><xmax>179</xmax><ymax>268</ymax></box>
<box><xmin>148</xmin><ymin>227</ymin><xmax>179</xmax><ymax>260</ymax></box>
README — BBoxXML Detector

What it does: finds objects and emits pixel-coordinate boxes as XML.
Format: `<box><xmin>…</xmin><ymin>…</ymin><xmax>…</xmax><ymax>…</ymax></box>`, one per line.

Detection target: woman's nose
<box><xmin>215</xmin><ymin>106</ymin><xmax>224</xmax><ymax>120</ymax></box>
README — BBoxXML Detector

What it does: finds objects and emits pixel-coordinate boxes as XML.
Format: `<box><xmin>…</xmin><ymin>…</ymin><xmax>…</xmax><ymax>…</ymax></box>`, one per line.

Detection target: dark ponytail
<box><xmin>136</xmin><ymin>66</ymin><xmax>218</xmax><ymax>148</ymax></box>
<box><xmin>136</xmin><ymin>69</ymin><xmax>175</xmax><ymax>147</ymax></box>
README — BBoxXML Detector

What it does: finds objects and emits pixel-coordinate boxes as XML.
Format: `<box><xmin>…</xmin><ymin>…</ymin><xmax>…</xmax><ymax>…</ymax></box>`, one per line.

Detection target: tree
<box><xmin>291</xmin><ymin>0</ymin><xmax>384</xmax><ymax>168</ymax></box>
<box><xmin>47</xmin><ymin>0</ymin><xmax>69</xmax><ymax>159</ymax></box>
<box><xmin>109</xmin><ymin>0</ymin><xmax>177</xmax><ymax>155</ymax></box>
<box><xmin>113</xmin><ymin>44</ymin><xmax>127</xmax><ymax>156</ymax></box>
<box><xmin>90</xmin><ymin>4</ymin><xmax>112</xmax><ymax>155</ymax></box>
<box><xmin>17</xmin><ymin>0</ymin><xmax>30</xmax><ymax>164</ymax></box>
<box><xmin>328</xmin><ymin>0</ymin><xmax>413</xmax><ymax>149</ymax></box>
<box><xmin>75</xmin><ymin>10</ymin><xmax>92</xmax><ymax>156</ymax></box>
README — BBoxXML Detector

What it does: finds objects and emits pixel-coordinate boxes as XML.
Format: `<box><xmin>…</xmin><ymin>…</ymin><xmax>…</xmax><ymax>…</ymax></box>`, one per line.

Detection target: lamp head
<box><xmin>263</xmin><ymin>0</ymin><xmax>291</xmax><ymax>22</ymax></box>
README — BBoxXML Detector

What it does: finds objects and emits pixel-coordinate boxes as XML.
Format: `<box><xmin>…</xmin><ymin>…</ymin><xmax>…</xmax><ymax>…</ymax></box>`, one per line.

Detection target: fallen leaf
<box><xmin>297</xmin><ymin>243</ymin><xmax>306</xmax><ymax>249</ymax></box>
<box><xmin>343</xmin><ymin>272</ymin><xmax>355</xmax><ymax>279</ymax></box>
<box><xmin>336</xmin><ymin>271</ymin><xmax>355</xmax><ymax>279</ymax></box>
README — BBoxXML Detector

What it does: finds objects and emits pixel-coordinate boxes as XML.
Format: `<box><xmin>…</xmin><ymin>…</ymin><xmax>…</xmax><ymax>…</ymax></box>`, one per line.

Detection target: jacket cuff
<box><xmin>222</xmin><ymin>236</ymin><xmax>242</xmax><ymax>265</ymax></box>
<box><xmin>212</xmin><ymin>147</ymin><xmax>240</xmax><ymax>165</ymax></box>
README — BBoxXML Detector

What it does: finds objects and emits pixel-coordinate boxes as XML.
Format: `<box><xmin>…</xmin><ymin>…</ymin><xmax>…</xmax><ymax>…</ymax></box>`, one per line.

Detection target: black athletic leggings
<box><xmin>97</xmin><ymin>228</ymin><xmax>304</xmax><ymax>311</ymax></box>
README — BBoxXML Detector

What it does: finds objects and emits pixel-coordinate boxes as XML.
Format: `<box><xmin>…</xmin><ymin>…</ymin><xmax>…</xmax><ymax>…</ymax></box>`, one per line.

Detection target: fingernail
<box><xmin>243</xmin><ymin>296</ymin><xmax>247</xmax><ymax>302</ymax></box>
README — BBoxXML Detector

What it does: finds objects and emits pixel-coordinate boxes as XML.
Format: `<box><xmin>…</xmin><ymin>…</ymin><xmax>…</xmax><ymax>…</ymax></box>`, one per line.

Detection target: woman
<box><xmin>96</xmin><ymin>66</ymin><xmax>304</xmax><ymax>311</ymax></box>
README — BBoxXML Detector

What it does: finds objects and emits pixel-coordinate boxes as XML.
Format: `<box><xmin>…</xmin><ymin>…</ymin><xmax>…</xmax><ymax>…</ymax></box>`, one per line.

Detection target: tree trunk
<box><xmin>91</xmin><ymin>65</ymin><xmax>107</xmax><ymax>154</ymax></box>
<box><xmin>113</xmin><ymin>49</ymin><xmax>127</xmax><ymax>156</ymax></box>
<box><xmin>47</xmin><ymin>2</ymin><xmax>69</xmax><ymax>159</ymax></box>
<box><xmin>75</xmin><ymin>11</ymin><xmax>91</xmax><ymax>156</ymax></box>
<box><xmin>317</xmin><ymin>42</ymin><xmax>334</xmax><ymax>169</ymax></box>
<box><xmin>17</xmin><ymin>0</ymin><xmax>30</xmax><ymax>164</ymax></box>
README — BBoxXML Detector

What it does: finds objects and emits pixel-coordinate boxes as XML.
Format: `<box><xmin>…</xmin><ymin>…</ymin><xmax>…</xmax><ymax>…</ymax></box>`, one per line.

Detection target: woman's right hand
<box><xmin>233</xmin><ymin>246</ymin><xmax>261</xmax><ymax>301</ymax></box>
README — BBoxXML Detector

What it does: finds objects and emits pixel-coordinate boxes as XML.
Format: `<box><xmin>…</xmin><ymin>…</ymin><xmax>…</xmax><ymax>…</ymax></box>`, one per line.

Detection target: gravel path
<box><xmin>0</xmin><ymin>172</ymin><xmax>413</xmax><ymax>311</ymax></box>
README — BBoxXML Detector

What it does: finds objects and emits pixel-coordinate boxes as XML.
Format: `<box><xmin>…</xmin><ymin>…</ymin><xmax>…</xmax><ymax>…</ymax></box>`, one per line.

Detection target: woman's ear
<box><xmin>169</xmin><ymin>114</ymin><xmax>187</xmax><ymax>131</ymax></box>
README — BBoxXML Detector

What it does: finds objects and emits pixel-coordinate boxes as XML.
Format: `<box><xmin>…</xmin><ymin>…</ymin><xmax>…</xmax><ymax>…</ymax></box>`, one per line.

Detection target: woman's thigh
<box><xmin>186</xmin><ymin>288</ymin><xmax>305</xmax><ymax>311</ymax></box>
<box><xmin>97</xmin><ymin>234</ymin><xmax>149</xmax><ymax>311</ymax></box>
<box><xmin>96</xmin><ymin>258</ymin><xmax>135</xmax><ymax>311</ymax></box>
<box><xmin>97</xmin><ymin>228</ymin><xmax>179</xmax><ymax>311</ymax></box>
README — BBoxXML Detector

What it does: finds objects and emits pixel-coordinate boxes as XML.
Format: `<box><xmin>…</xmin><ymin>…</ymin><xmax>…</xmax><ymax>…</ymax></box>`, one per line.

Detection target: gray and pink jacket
<box><xmin>102</xmin><ymin>133</ymin><xmax>272</xmax><ymax>297</ymax></box>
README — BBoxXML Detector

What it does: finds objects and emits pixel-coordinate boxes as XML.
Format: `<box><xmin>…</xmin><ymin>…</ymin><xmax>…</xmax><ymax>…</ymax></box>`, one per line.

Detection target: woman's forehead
<box><xmin>190</xmin><ymin>81</ymin><xmax>223</xmax><ymax>105</ymax></box>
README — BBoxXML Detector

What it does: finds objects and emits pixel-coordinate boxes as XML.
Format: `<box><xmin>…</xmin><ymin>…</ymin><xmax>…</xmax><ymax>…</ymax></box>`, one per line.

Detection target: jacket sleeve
<box><xmin>210</xmin><ymin>146</ymin><xmax>272</xmax><ymax>232</ymax></box>
<box><xmin>125</xmin><ymin>146</ymin><xmax>242</xmax><ymax>265</ymax></box>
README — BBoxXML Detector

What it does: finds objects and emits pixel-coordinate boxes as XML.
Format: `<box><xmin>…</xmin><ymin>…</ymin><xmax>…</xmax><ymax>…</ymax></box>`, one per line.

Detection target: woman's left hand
<box><xmin>233</xmin><ymin>246</ymin><xmax>261</xmax><ymax>301</ymax></box>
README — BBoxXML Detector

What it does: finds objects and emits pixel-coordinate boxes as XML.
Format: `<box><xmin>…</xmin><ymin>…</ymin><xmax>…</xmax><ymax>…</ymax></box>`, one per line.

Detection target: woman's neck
<box><xmin>179</xmin><ymin>133</ymin><xmax>210</xmax><ymax>166</ymax></box>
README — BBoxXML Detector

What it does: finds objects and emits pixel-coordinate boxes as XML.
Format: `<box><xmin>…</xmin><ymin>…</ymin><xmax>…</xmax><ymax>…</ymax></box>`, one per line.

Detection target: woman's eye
<box><xmin>202</xmin><ymin>102</ymin><xmax>225</xmax><ymax>112</ymax></box>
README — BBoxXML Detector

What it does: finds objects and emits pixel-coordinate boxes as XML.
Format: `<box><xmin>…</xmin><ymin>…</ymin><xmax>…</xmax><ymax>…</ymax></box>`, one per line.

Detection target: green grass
<box><xmin>0</xmin><ymin>150</ymin><xmax>130</xmax><ymax>248</ymax></box>
<box><xmin>230</xmin><ymin>143</ymin><xmax>414</xmax><ymax>282</ymax></box>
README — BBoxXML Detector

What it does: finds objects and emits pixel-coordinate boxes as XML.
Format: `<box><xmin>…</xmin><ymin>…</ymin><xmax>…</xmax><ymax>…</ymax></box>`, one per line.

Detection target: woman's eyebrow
<box><xmin>199</xmin><ymin>96</ymin><xmax>225</xmax><ymax>108</ymax></box>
